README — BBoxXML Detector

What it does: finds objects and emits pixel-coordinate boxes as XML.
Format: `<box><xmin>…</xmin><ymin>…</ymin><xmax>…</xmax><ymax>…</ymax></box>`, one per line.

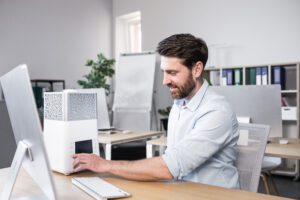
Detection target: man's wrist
<box><xmin>103</xmin><ymin>160</ymin><xmax>113</xmax><ymax>173</ymax></box>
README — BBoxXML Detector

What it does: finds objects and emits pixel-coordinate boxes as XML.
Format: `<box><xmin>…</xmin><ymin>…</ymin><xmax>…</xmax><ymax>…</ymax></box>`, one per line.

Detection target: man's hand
<box><xmin>72</xmin><ymin>154</ymin><xmax>173</xmax><ymax>181</ymax></box>
<box><xmin>72</xmin><ymin>153</ymin><xmax>111</xmax><ymax>173</ymax></box>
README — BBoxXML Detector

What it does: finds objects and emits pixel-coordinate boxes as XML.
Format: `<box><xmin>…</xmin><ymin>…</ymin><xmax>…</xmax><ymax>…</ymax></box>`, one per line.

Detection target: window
<box><xmin>115</xmin><ymin>11</ymin><xmax>141</xmax><ymax>59</ymax></box>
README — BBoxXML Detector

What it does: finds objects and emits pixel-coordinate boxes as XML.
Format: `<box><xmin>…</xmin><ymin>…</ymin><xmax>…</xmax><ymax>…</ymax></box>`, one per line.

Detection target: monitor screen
<box><xmin>0</xmin><ymin>101</ymin><xmax>16</xmax><ymax>168</ymax></box>
<box><xmin>0</xmin><ymin>65</ymin><xmax>57</xmax><ymax>199</ymax></box>
<box><xmin>210</xmin><ymin>85</ymin><xmax>282</xmax><ymax>138</ymax></box>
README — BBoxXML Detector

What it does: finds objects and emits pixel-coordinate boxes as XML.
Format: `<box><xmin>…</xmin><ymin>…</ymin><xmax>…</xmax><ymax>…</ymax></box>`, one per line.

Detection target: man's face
<box><xmin>160</xmin><ymin>56</ymin><xmax>196</xmax><ymax>99</ymax></box>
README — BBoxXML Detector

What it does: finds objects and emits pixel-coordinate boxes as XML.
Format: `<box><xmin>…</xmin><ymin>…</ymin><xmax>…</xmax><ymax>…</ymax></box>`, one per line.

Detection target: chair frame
<box><xmin>235</xmin><ymin>123</ymin><xmax>270</xmax><ymax>192</ymax></box>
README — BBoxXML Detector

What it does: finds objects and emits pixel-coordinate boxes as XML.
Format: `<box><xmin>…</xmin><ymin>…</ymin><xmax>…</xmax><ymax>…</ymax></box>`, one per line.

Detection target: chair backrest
<box><xmin>235</xmin><ymin>123</ymin><xmax>270</xmax><ymax>192</ymax></box>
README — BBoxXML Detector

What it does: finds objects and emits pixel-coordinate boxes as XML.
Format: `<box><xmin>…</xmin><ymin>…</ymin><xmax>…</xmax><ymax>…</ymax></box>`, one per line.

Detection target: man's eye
<box><xmin>170</xmin><ymin>71</ymin><xmax>177</xmax><ymax>75</ymax></box>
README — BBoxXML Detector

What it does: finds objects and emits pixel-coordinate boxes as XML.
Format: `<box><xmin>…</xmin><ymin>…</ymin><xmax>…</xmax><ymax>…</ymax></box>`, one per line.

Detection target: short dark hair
<box><xmin>156</xmin><ymin>33</ymin><xmax>208</xmax><ymax>70</ymax></box>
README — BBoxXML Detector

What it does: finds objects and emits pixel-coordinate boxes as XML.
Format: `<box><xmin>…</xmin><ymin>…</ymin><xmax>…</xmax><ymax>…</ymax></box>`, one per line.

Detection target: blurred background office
<box><xmin>0</xmin><ymin>0</ymin><xmax>300</xmax><ymax>198</ymax></box>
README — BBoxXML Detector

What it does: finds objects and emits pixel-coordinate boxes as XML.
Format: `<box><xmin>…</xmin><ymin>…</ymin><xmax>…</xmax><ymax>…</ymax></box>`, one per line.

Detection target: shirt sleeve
<box><xmin>162</xmin><ymin>109</ymin><xmax>236</xmax><ymax>179</ymax></box>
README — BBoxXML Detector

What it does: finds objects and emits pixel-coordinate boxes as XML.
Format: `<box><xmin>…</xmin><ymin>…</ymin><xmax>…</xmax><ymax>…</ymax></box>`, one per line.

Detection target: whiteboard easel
<box><xmin>113</xmin><ymin>52</ymin><xmax>156</xmax><ymax>131</ymax></box>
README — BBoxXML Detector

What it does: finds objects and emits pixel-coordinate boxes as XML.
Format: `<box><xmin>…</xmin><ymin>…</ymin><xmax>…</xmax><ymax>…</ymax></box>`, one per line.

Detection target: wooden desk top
<box><xmin>147</xmin><ymin>136</ymin><xmax>167</xmax><ymax>146</ymax></box>
<box><xmin>148</xmin><ymin>137</ymin><xmax>300</xmax><ymax>160</ymax></box>
<box><xmin>98</xmin><ymin>131</ymin><xmax>163</xmax><ymax>145</ymax></box>
<box><xmin>265</xmin><ymin>138</ymin><xmax>300</xmax><ymax>160</ymax></box>
<box><xmin>0</xmin><ymin>168</ymin><xmax>289</xmax><ymax>200</ymax></box>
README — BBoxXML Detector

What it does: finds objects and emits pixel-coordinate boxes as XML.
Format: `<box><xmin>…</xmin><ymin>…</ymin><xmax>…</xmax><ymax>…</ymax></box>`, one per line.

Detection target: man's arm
<box><xmin>72</xmin><ymin>154</ymin><xmax>173</xmax><ymax>181</ymax></box>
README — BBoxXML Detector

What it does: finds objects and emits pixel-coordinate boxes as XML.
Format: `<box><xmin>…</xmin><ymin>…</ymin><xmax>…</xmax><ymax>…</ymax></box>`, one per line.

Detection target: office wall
<box><xmin>113</xmin><ymin>0</ymin><xmax>300</xmax><ymax>111</ymax></box>
<box><xmin>0</xmin><ymin>0</ymin><xmax>112</xmax><ymax>92</ymax></box>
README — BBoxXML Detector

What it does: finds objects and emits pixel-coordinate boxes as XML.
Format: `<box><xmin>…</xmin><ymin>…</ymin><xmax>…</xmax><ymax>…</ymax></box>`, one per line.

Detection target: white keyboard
<box><xmin>72</xmin><ymin>177</ymin><xmax>131</xmax><ymax>200</ymax></box>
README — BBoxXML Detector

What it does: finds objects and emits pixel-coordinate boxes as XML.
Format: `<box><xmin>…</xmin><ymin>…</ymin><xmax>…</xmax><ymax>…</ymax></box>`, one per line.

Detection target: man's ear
<box><xmin>192</xmin><ymin>61</ymin><xmax>204</xmax><ymax>79</ymax></box>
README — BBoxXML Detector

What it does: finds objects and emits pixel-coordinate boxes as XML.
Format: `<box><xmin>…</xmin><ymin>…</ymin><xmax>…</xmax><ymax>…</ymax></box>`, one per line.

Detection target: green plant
<box><xmin>77</xmin><ymin>53</ymin><xmax>115</xmax><ymax>94</ymax></box>
<box><xmin>158</xmin><ymin>106</ymin><xmax>172</xmax><ymax>117</ymax></box>
<box><xmin>207</xmin><ymin>79</ymin><xmax>212</xmax><ymax>86</ymax></box>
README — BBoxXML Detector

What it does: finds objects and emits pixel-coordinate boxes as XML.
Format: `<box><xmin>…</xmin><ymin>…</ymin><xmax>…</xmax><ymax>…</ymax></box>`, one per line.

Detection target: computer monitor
<box><xmin>0</xmin><ymin>100</ymin><xmax>16</xmax><ymax>169</ymax></box>
<box><xmin>75</xmin><ymin>88</ymin><xmax>111</xmax><ymax>130</ymax></box>
<box><xmin>0</xmin><ymin>65</ymin><xmax>57</xmax><ymax>199</ymax></box>
<box><xmin>210</xmin><ymin>85</ymin><xmax>282</xmax><ymax>138</ymax></box>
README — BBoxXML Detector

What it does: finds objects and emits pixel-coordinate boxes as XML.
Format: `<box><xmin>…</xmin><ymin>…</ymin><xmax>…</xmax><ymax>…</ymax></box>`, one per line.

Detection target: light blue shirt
<box><xmin>162</xmin><ymin>80</ymin><xmax>240</xmax><ymax>189</ymax></box>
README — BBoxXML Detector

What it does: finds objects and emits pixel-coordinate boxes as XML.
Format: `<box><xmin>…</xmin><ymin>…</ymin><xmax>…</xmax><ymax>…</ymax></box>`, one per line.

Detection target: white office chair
<box><xmin>236</xmin><ymin>117</ymin><xmax>280</xmax><ymax>194</ymax></box>
<box><xmin>235</xmin><ymin>123</ymin><xmax>270</xmax><ymax>192</ymax></box>
<box><xmin>261</xmin><ymin>156</ymin><xmax>281</xmax><ymax>195</ymax></box>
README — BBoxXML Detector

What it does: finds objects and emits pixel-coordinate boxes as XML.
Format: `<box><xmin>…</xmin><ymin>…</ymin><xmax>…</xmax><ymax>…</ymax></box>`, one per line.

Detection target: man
<box><xmin>73</xmin><ymin>33</ymin><xmax>240</xmax><ymax>189</ymax></box>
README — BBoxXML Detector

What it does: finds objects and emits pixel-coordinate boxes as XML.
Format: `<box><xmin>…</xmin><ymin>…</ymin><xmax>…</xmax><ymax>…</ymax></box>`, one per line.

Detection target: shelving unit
<box><xmin>204</xmin><ymin>62</ymin><xmax>300</xmax><ymax>179</ymax></box>
<box><xmin>31</xmin><ymin>79</ymin><xmax>65</xmax><ymax>92</ymax></box>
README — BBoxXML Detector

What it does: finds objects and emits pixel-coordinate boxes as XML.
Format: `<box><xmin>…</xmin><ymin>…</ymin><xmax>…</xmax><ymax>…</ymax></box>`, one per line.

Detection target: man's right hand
<box><xmin>72</xmin><ymin>153</ymin><xmax>111</xmax><ymax>173</ymax></box>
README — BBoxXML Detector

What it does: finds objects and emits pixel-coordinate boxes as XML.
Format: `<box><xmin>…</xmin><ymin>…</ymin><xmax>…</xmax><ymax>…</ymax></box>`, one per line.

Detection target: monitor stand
<box><xmin>0</xmin><ymin>141</ymin><xmax>48</xmax><ymax>200</ymax></box>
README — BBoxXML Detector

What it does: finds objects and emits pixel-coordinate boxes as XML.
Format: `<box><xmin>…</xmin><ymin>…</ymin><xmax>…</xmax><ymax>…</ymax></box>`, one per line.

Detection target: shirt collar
<box><xmin>174</xmin><ymin>79</ymin><xmax>209</xmax><ymax>112</ymax></box>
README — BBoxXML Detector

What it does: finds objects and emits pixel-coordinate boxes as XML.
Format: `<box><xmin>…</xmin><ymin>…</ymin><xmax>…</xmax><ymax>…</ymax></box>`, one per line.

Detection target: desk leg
<box><xmin>293</xmin><ymin>160</ymin><xmax>299</xmax><ymax>181</ymax></box>
<box><xmin>146</xmin><ymin>144</ymin><xmax>153</xmax><ymax>158</ymax></box>
<box><xmin>105</xmin><ymin>144</ymin><xmax>112</xmax><ymax>160</ymax></box>
<box><xmin>159</xmin><ymin>146</ymin><xmax>165</xmax><ymax>156</ymax></box>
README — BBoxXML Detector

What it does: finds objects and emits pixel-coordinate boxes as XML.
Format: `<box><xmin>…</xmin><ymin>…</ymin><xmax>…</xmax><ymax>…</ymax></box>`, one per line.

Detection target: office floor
<box><xmin>258</xmin><ymin>175</ymin><xmax>300</xmax><ymax>199</ymax></box>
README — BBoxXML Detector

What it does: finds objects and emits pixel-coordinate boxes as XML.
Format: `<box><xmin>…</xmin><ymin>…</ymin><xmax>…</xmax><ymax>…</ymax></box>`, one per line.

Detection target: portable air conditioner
<box><xmin>43</xmin><ymin>90</ymin><xmax>99</xmax><ymax>175</ymax></box>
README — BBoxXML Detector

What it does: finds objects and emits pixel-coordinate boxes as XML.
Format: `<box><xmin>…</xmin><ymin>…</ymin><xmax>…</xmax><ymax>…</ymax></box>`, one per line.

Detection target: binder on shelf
<box><xmin>284</xmin><ymin>66</ymin><xmax>296</xmax><ymax>90</ymax></box>
<box><xmin>226</xmin><ymin>69</ymin><xmax>234</xmax><ymax>86</ymax></box>
<box><xmin>256</xmin><ymin>67</ymin><xmax>262</xmax><ymax>85</ymax></box>
<box><xmin>222</xmin><ymin>69</ymin><xmax>227</xmax><ymax>86</ymax></box>
<box><xmin>261</xmin><ymin>67</ymin><xmax>268</xmax><ymax>85</ymax></box>
<box><xmin>209</xmin><ymin>71</ymin><xmax>220</xmax><ymax>86</ymax></box>
<box><xmin>234</xmin><ymin>69</ymin><xmax>242</xmax><ymax>85</ymax></box>
<box><xmin>246</xmin><ymin>68</ymin><xmax>256</xmax><ymax>85</ymax></box>
<box><xmin>272</xmin><ymin>66</ymin><xmax>285</xmax><ymax>90</ymax></box>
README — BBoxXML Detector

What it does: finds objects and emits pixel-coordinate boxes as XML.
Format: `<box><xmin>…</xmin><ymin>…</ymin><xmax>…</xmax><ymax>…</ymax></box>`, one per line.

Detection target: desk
<box><xmin>146</xmin><ymin>137</ymin><xmax>300</xmax><ymax>159</ymax></box>
<box><xmin>146</xmin><ymin>137</ymin><xmax>300</xmax><ymax>180</ymax></box>
<box><xmin>98</xmin><ymin>131</ymin><xmax>163</xmax><ymax>160</ymax></box>
<box><xmin>265</xmin><ymin>138</ymin><xmax>300</xmax><ymax>180</ymax></box>
<box><xmin>265</xmin><ymin>138</ymin><xmax>300</xmax><ymax>160</ymax></box>
<box><xmin>146</xmin><ymin>136</ymin><xmax>167</xmax><ymax>158</ymax></box>
<box><xmin>0</xmin><ymin>168</ymin><xmax>289</xmax><ymax>200</ymax></box>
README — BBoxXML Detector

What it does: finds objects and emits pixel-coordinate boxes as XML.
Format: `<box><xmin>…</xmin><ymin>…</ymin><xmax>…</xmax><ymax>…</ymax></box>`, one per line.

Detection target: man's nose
<box><xmin>162</xmin><ymin>74</ymin><xmax>171</xmax><ymax>85</ymax></box>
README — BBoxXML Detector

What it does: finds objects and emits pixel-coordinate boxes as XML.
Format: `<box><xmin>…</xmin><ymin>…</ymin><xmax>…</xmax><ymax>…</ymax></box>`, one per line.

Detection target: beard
<box><xmin>168</xmin><ymin>72</ymin><xmax>196</xmax><ymax>99</ymax></box>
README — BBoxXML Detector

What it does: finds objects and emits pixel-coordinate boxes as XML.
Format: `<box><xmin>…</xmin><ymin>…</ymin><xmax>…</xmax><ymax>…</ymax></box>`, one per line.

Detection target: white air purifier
<box><xmin>43</xmin><ymin>90</ymin><xmax>99</xmax><ymax>175</ymax></box>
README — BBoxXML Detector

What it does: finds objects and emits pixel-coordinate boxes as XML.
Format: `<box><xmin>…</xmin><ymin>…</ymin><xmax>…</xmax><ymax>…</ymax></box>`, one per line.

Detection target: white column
<box><xmin>105</xmin><ymin>144</ymin><xmax>112</xmax><ymax>160</ymax></box>
<box><xmin>146</xmin><ymin>144</ymin><xmax>153</xmax><ymax>158</ymax></box>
